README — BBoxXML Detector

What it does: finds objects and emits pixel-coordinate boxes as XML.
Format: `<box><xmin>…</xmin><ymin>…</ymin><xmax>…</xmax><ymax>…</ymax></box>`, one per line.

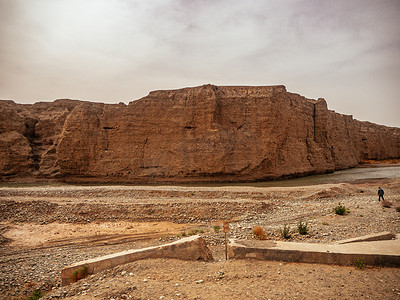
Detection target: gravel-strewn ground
<box><xmin>0</xmin><ymin>177</ymin><xmax>399</xmax><ymax>299</ymax></box>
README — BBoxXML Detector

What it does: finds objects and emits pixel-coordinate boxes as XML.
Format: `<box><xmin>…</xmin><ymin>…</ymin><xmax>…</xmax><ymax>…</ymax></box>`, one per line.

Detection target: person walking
<box><xmin>378</xmin><ymin>187</ymin><xmax>384</xmax><ymax>202</ymax></box>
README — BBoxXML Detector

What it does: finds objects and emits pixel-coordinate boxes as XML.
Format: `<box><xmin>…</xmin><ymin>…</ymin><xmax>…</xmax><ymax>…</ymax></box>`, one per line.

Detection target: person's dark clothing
<box><xmin>378</xmin><ymin>188</ymin><xmax>384</xmax><ymax>202</ymax></box>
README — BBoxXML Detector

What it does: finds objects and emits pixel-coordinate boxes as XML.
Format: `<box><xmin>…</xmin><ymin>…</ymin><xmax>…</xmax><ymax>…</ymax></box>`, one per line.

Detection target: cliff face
<box><xmin>0</xmin><ymin>99</ymin><xmax>86</xmax><ymax>178</ymax></box>
<box><xmin>1</xmin><ymin>85</ymin><xmax>399</xmax><ymax>182</ymax></box>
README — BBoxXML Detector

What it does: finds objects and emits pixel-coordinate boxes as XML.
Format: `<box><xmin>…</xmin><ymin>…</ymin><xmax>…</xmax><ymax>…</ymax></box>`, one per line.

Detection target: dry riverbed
<box><xmin>1</xmin><ymin>177</ymin><xmax>400</xmax><ymax>299</ymax></box>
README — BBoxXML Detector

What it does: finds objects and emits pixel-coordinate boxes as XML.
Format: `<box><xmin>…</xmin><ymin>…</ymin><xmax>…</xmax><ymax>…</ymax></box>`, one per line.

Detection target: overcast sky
<box><xmin>1</xmin><ymin>0</ymin><xmax>399</xmax><ymax>127</ymax></box>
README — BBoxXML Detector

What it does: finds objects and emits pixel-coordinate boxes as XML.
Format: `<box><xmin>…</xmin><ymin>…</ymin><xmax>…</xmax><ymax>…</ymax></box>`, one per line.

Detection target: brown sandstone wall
<box><xmin>1</xmin><ymin>85</ymin><xmax>399</xmax><ymax>182</ymax></box>
<box><xmin>0</xmin><ymin>99</ymin><xmax>85</xmax><ymax>178</ymax></box>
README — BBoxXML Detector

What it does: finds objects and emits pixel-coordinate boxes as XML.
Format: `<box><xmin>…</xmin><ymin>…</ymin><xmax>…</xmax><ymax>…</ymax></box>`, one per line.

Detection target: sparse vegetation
<box><xmin>71</xmin><ymin>265</ymin><xmax>89</xmax><ymax>283</ymax></box>
<box><xmin>213</xmin><ymin>225</ymin><xmax>221</xmax><ymax>232</ymax></box>
<box><xmin>396</xmin><ymin>206</ymin><xmax>400</xmax><ymax>212</ymax></box>
<box><xmin>189</xmin><ymin>229</ymin><xmax>200</xmax><ymax>235</ymax></box>
<box><xmin>334</xmin><ymin>203</ymin><xmax>349</xmax><ymax>215</ymax></box>
<box><xmin>353</xmin><ymin>257</ymin><xmax>366</xmax><ymax>270</ymax></box>
<box><xmin>28</xmin><ymin>289</ymin><xmax>43</xmax><ymax>300</ymax></box>
<box><xmin>322</xmin><ymin>221</ymin><xmax>329</xmax><ymax>225</ymax></box>
<box><xmin>252</xmin><ymin>226</ymin><xmax>266</xmax><ymax>240</ymax></box>
<box><xmin>179</xmin><ymin>229</ymin><xmax>205</xmax><ymax>237</ymax></box>
<box><xmin>297</xmin><ymin>221</ymin><xmax>308</xmax><ymax>235</ymax></box>
<box><xmin>280</xmin><ymin>224</ymin><xmax>291</xmax><ymax>239</ymax></box>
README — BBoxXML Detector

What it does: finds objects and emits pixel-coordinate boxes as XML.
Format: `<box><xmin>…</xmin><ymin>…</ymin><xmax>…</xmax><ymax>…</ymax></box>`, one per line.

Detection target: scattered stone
<box><xmin>195</xmin><ymin>280</ymin><xmax>204</xmax><ymax>284</ymax></box>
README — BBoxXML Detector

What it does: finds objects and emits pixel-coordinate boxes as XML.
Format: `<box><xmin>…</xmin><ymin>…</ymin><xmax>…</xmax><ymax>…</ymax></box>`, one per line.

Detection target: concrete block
<box><xmin>61</xmin><ymin>235</ymin><xmax>213</xmax><ymax>286</ymax></box>
<box><xmin>229</xmin><ymin>237</ymin><xmax>400</xmax><ymax>267</ymax></box>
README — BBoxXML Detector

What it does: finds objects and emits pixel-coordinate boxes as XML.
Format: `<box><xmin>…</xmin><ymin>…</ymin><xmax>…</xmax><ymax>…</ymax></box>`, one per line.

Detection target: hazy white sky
<box><xmin>1</xmin><ymin>0</ymin><xmax>399</xmax><ymax>127</ymax></box>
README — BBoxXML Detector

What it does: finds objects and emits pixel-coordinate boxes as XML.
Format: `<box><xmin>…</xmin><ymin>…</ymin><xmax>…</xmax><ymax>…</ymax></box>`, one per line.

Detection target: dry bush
<box><xmin>252</xmin><ymin>226</ymin><xmax>266</xmax><ymax>240</ymax></box>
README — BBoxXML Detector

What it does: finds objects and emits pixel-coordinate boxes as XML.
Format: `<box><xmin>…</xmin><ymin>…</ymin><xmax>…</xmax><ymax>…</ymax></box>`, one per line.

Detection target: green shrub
<box><xmin>396</xmin><ymin>206</ymin><xmax>400</xmax><ymax>212</ymax></box>
<box><xmin>353</xmin><ymin>257</ymin><xmax>366</xmax><ymax>270</ymax></box>
<box><xmin>181</xmin><ymin>229</ymin><xmax>204</xmax><ymax>236</ymax></box>
<box><xmin>334</xmin><ymin>203</ymin><xmax>349</xmax><ymax>215</ymax></box>
<box><xmin>213</xmin><ymin>225</ymin><xmax>221</xmax><ymax>232</ymax></box>
<box><xmin>297</xmin><ymin>221</ymin><xmax>308</xmax><ymax>235</ymax></box>
<box><xmin>28</xmin><ymin>290</ymin><xmax>43</xmax><ymax>300</ymax></box>
<box><xmin>280</xmin><ymin>224</ymin><xmax>291</xmax><ymax>239</ymax></box>
<box><xmin>71</xmin><ymin>265</ymin><xmax>89</xmax><ymax>283</ymax></box>
<box><xmin>188</xmin><ymin>229</ymin><xmax>201</xmax><ymax>236</ymax></box>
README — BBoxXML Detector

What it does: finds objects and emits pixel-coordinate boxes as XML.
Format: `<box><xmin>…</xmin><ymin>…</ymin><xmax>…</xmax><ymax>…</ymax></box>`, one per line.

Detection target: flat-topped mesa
<box><xmin>0</xmin><ymin>85</ymin><xmax>399</xmax><ymax>183</ymax></box>
<box><xmin>145</xmin><ymin>84</ymin><xmax>287</xmax><ymax>100</ymax></box>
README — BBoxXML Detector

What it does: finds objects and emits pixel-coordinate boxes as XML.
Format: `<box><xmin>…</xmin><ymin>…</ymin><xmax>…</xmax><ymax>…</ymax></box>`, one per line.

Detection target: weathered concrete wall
<box><xmin>228</xmin><ymin>235</ymin><xmax>400</xmax><ymax>267</ymax></box>
<box><xmin>1</xmin><ymin>85</ymin><xmax>399</xmax><ymax>182</ymax></box>
<box><xmin>61</xmin><ymin>235</ymin><xmax>213</xmax><ymax>286</ymax></box>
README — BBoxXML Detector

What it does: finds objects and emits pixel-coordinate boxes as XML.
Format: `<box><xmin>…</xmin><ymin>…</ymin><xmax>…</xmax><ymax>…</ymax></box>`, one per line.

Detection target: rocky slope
<box><xmin>1</xmin><ymin>85</ymin><xmax>399</xmax><ymax>182</ymax></box>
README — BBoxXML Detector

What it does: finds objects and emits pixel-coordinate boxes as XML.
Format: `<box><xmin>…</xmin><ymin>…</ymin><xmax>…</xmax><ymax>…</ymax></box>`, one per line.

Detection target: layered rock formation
<box><xmin>1</xmin><ymin>85</ymin><xmax>399</xmax><ymax>182</ymax></box>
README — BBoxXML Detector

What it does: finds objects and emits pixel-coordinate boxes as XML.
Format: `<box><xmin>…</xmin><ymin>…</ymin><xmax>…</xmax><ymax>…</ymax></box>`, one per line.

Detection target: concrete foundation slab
<box><xmin>61</xmin><ymin>235</ymin><xmax>213</xmax><ymax>286</ymax></box>
<box><xmin>229</xmin><ymin>233</ymin><xmax>400</xmax><ymax>267</ymax></box>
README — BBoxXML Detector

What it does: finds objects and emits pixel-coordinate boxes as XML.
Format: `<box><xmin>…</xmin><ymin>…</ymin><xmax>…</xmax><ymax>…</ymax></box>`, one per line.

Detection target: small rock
<box><xmin>195</xmin><ymin>280</ymin><xmax>204</xmax><ymax>284</ymax></box>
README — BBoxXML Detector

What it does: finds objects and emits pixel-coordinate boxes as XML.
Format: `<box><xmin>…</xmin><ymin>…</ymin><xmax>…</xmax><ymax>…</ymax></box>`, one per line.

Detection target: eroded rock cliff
<box><xmin>1</xmin><ymin>85</ymin><xmax>399</xmax><ymax>182</ymax></box>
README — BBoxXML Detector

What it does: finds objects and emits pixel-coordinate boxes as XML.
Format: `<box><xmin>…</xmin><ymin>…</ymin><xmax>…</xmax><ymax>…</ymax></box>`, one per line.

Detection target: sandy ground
<box><xmin>3</xmin><ymin>221</ymin><xmax>195</xmax><ymax>249</ymax></box>
<box><xmin>0</xmin><ymin>175</ymin><xmax>400</xmax><ymax>299</ymax></box>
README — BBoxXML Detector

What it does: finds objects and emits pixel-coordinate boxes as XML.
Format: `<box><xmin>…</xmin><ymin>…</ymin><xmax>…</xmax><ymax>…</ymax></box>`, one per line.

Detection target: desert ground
<box><xmin>1</xmin><ymin>168</ymin><xmax>400</xmax><ymax>299</ymax></box>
